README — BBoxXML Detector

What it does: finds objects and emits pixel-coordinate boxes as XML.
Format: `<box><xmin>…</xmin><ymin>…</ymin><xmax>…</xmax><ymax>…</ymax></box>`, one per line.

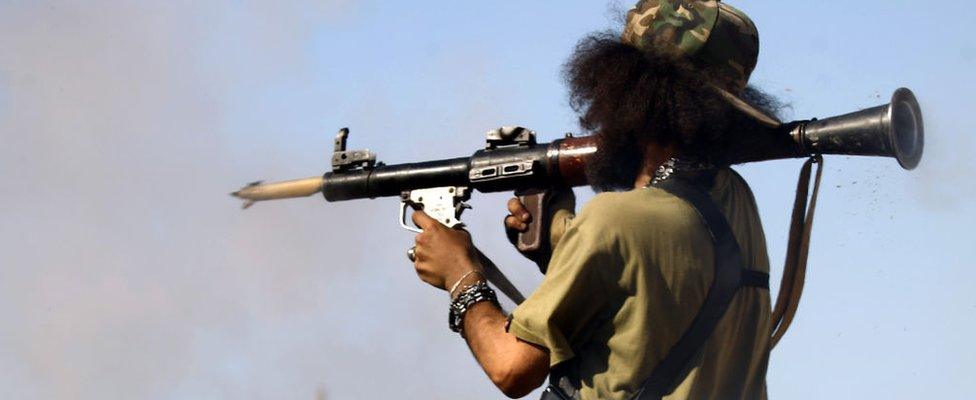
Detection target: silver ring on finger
<box><xmin>407</xmin><ymin>246</ymin><xmax>417</xmax><ymax>262</ymax></box>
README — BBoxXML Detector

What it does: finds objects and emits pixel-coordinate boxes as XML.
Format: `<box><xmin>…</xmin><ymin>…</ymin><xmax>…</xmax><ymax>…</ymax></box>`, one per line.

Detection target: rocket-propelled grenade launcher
<box><xmin>232</xmin><ymin>126</ymin><xmax>599</xmax><ymax>303</ymax></box>
<box><xmin>232</xmin><ymin>125</ymin><xmax>596</xmax><ymax>261</ymax></box>
<box><xmin>232</xmin><ymin>88</ymin><xmax>924</xmax><ymax>298</ymax></box>
<box><xmin>233</xmin><ymin>87</ymin><xmax>923</xmax><ymax>221</ymax></box>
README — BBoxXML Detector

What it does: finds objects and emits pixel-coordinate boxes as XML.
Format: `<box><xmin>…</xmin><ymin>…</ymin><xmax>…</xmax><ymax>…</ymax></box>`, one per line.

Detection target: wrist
<box><xmin>449</xmin><ymin>281</ymin><xmax>499</xmax><ymax>336</ymax></box>
<box><xmin>446</xmin><ymin>257</ymin><xmax>485</xmax><ymax>295</ymax></box>
<box><xmin>448</xmin><ymin>270</ymin><xmax>486</xmax><ymax>300</ymax></box>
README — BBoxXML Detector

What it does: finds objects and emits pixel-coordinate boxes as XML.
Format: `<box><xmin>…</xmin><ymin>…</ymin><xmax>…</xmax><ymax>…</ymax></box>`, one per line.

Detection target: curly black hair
<box><xmin>563</xmin><ymin>31</ymin><xmax>783</xmax><ymax>191</ymax></box>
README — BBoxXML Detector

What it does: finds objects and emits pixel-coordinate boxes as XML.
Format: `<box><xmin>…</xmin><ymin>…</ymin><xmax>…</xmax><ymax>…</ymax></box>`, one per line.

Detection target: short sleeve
<box><xmin>548</xmin><ymin>208</ymin><xmax>575</xmax><ymax>249</ymax></box>
<box><xmin>508</xmin><ymin>201</ymin><xmax>618</xmax><ymax>367</ymax></box>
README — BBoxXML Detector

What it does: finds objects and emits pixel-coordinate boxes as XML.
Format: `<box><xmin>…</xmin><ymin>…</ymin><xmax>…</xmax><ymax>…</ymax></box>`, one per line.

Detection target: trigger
<box><xmin>450</xmin><ymin>202</ymin><xmax>471</xmax><ymax>230</ymax></box>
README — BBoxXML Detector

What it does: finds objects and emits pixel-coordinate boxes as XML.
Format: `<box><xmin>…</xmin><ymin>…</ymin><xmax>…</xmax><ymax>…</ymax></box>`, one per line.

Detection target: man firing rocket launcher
<box><xmin>232</xmin><ymin>1</ymin><xmax>927</xmax><ymax>398</ymax></box>
<box><xmin>232</xmin><ymin>87</ymin><xmax>923</xmax><ymax>279</ymax></box>
<box><xmin>232</xmin><ymin>84</ymin><xmax>922</xmax><ymax>398</ymax></box>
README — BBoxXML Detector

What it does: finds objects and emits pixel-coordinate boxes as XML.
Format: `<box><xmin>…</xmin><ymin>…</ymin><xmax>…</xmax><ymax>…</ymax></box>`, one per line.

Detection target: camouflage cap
<box><xmin>622</xmin><ymin>0</ymin><xmax>779</xmax><ymax>127</ymax></box>
<box><xmin>622</xmin><ymin>0</ymin><xmax>759</xmax><ymax>92</ymax></box>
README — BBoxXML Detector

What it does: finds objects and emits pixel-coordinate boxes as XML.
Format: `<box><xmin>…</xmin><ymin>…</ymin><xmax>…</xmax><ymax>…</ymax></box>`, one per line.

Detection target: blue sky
<box><xmin>1</xmin><ymin>1</ymin><xmax>974</xmax><ymax>399</ymax></box>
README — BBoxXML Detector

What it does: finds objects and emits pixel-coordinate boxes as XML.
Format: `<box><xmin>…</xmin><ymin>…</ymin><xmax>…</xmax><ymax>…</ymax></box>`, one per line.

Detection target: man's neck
<box><xmin>633</xmin><ymin>143</ymin><xmax>677</xmax><ymax>189</ymax></box>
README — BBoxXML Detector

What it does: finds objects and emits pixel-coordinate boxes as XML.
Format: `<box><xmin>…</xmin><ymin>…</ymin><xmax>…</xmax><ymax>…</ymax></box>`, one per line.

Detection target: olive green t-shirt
<box><xmin>508</xmin><ymin>168</ymin><xmax>771</xmax><ymax>400</ymax></box>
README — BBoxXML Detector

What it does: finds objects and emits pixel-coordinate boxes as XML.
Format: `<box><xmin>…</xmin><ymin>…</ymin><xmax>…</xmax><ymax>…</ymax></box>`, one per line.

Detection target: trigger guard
<box><xmin>400</xmin><ymin>186</ymin><xmax>472</xmax><ymax>233</ymax></box>
<box><xmin>399</xmin><ymin>201</ymin><xmax>422</xmax><ymax>233</ymax></box>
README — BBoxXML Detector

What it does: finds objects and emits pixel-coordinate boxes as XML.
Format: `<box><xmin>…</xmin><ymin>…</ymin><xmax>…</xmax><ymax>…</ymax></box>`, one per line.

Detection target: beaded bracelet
<box><xmin>448</xmin><ymin>281</ymin><xmax>498</xmax><ymax>337</ymax></box>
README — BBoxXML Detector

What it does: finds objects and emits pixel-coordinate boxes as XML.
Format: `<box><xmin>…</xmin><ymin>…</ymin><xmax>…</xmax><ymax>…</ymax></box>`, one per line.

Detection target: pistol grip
<box><xmin>516</xmin><ymin>189</ymin><xmax>550</xmax><ymax>253</ymax></box>
<box><xmin>515</xmin><ymin>188</ymin><xmax>558</xmax><ymax>274</ymax></box>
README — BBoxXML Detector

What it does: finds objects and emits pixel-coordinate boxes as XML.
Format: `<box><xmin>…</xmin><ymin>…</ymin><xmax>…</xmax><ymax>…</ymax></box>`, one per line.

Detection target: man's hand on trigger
<box><xmin>414</xmin><ymin>209</ymin><xmax>550</xmax><ymax>397</ymax></box>
<box><xmin>411</xmin><ymin>210</ymin><xmax>483</xmax><ymax>291</ymax></box>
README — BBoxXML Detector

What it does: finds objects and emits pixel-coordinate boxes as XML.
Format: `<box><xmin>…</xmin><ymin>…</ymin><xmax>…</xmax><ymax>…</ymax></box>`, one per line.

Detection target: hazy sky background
<box><xmin>1</xmin><ymin>1</ymin><xmax>974</xmax><ymax>399</ymax></box>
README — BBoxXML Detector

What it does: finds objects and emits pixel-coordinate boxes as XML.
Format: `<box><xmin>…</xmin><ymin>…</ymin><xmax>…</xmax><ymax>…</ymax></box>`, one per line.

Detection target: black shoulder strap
<box><xmin>632</xmin><ymin>177</ymin><xmax>762</xmax><ymax>399</ymax></box>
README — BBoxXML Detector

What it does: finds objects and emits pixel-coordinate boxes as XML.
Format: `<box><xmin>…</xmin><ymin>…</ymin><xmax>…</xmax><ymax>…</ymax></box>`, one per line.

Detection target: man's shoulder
<box><xmin>576</xmin><ymin>189</ymin><xmax>702</xmax><ymax>233</ymax></box>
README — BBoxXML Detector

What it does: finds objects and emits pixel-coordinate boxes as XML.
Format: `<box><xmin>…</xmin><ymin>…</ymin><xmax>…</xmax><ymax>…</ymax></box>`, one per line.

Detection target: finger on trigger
<box><xmin>411</xmin><ymin>210</ymin><xmax>437</xmax><ymax>230</ymax></box>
